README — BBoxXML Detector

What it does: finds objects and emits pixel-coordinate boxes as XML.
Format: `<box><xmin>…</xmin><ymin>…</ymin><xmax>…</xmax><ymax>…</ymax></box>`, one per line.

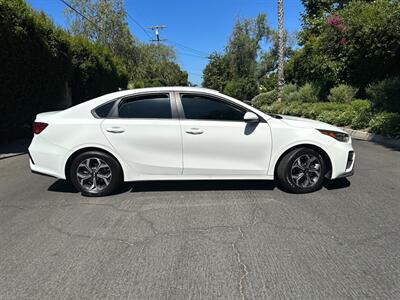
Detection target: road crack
<box><xmin>231</xmin><ymin>208</ymin><xmax>258</xmax><ymax>300</ymax></box>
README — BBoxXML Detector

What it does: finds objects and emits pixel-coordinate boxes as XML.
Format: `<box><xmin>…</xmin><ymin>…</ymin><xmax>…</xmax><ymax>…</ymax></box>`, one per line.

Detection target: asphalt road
<box><xmin>0</xmin><ymin>140</ymin><xmax>399</xmax><ymax>299</ymax></box>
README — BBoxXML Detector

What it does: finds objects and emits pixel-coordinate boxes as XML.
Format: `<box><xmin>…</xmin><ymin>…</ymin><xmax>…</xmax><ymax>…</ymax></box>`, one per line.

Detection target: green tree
<box><xmin>202</xmin><ymin>53</ymin><xmax>231</xmax><ymax>91</ymax></box>
<box><xmin>257</xmin><ymin>30</ymin><xmax>294</xmax><ymax>92</ymax></box>
<box><xmin>226</xmin><ymin>14</ymin><xmax>270</xmax><ymax>78</ymax></box>
<box><xmin>128</xmin><ymin>43</ymin><xmax>188</xmax><ymax>87</ymax></box>
<box><xmin>64</xmin><ymin>0</ymin><xmax>188</xmax><ymax>86</ymax></box>
<box><xmin>64</xmin><ymin>0</ymin><xmax>134</xmax><ymax>59</ymax></box>
<box><xmin>203</xmin><ymin>14</ymin><xmax>271</xmax><ymax>100</ymax></box>
<box><xmin>289</xmin><ymin>0</ymin><xmax>400</xmax><ymax>95</ymax></box>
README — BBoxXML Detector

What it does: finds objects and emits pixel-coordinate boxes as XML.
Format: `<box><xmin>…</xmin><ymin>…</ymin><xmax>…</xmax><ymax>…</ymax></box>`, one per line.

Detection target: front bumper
<box><xmin>335</xmin><ymin>169</ymin><xmax>354</xmax><ymax>179</ymax></box>
<box><xmin>329</xmin><ymin>140</ymin><xmax>355</xmax><ymax>179</ymax></box>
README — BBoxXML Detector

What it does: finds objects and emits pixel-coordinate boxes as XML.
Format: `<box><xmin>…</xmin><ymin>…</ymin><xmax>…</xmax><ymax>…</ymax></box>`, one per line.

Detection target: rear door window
<box><xmin>119</xmin><ymin>94</ymin><xmax>171</xmax><ymax>119</ymax></box>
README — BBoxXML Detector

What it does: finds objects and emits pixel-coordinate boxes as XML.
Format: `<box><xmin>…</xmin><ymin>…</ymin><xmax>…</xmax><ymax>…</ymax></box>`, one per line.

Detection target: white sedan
<box><xmin>29</xmin><ymin>87</ymin><xmax>355</xmax><ymax>196</ymax></box>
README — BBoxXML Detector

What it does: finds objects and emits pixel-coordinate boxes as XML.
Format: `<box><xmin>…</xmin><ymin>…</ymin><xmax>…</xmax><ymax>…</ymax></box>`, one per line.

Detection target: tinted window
<box><xmin>181</xmin><ymin>94</ymin><xmax>245</xmax><ymax>121</ymax></box>
<box><xmin>94</xmin><ymin>101</ymin><xmax>115</xmax><ymax>118</ymax></box>
<box><xmin>119</xmin><ymin>94</ymin><xmax>171</xmax><ymax>119</ymax></box>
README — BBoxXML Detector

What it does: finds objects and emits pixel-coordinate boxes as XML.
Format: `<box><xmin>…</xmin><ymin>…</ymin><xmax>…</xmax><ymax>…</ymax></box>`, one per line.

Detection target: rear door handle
<box><xmin>106</xmin><ymin>126</ymin><xmax>125</xmax><ymax>133</ymax></box>
<box><xmin>185</xmin><ymin>128</ymin><xmax>204</xmax><ymax>135</ymax></box>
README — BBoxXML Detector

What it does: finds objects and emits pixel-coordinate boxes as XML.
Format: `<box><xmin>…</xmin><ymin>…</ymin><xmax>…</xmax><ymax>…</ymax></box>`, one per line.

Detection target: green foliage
<box><xmin>328</xmin><ymin>84</ymin><xmax>357</xmax><ymax>103</ymax></box>
<box><xmin>297</xmin><ymin>83</ymin><xmax>320</xmax><ymax>102</ymax></box>
<box><xmin>202</xmin><ymin>53</ymin><xmax>231</xmax><ymax>91</ymax></box>
<box><xmin>282</xmin><ymin>84</ymin><xmax>299</xmax><ymax>102</ymax></box>
<box><xmin>263</xmin><ymin>100</ymin><xmax>373</xmax><ymax>129</ymax></box>
<box><xmin>65</xmin><ymin>1</ymin><xmax>188</xmax><ymax>86</ymax></box>
<box><xmin>252</xmin><ymin>90</ymin><xmax>278</xmax><ymax>109</ymax></box>
<box><xmin>0</xmin><ymin>0</ymin><xmax>128</xmax><ymax>141</ymax></box>
<box><xmin>65</xmin><ymin>0</ymin><xmax>135</xmax><ymax>59</ymax></box>
<box><xmin>258</xmin><ymin>74</ymin><xmax>277</xmax><ymax>93</ymax></box>
<box><xmin>223</xmin><ymin>77</ymin><xmax>258</xmax><ymax>101</ymax></box>
<box><xmin>203</xmin><ymin>14</ymin><xmax>288</xmax><ymax>101</ymax></box>
<box><xmin>69</xmin><ymin>37</ymin><xmax>128</xmax><ymax>104</ymax></box>
<box><xmin>369</xmin><ymin>112</ymin><xmax>400</xmax><ymax>137</ymax></box>
<box><xmin>128</xmin><ymin>43</ymin><xmax>188</xmax><ymax>87</ymax></box>
<box><xmin>292</xmin><ymin>0</ymin><xmax>400</xmax><ymax>97</ymax></box>
<box><xmin>366</xmin><ymin>77</ymin><xmax>400</xmax><ymax>113</ymax></box>
<box><xmin>317</xmin><ymin>109</ymin><xmax>356</xmax><ymax>127</ymax></box>
<box><xmin>227</xmin><ymin>14</ymin><xmax>270</xmax><ymax>78</ymax></box>
<box><xmin>350</xmin><ymin>99</ymin><xmax>372</xmax><ymax>129</ymax></box>
<box><xmin>0</xmin><ymin>0</ymin><xmax>71</xmax><ymax>139</ymax></box>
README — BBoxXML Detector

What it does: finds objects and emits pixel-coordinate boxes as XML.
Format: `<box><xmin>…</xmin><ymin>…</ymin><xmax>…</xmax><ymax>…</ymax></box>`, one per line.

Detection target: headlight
<box><xmin>317</xmin><ymin>129</ymin><xmax>349</xmax><ymax>142</ymax></box>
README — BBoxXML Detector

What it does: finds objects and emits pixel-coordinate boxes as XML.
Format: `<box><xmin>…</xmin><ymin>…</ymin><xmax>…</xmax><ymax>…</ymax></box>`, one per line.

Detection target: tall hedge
<box><xmin>0</xmin><ymin>0</ymin><xmax>128</xmax><ymax>141</ymax></box>
<box><xmin>69</xmin><ymin>37</ymin><xmax>128</xmax><ymax>105</ymax></box>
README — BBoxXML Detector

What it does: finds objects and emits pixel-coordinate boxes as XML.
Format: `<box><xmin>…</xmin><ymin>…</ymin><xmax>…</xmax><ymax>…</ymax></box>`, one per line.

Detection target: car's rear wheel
<box><xmin>276</xmin><ymin>147</ymin><xmax>326</xmax><ymax>193</ymax></box>
<box><xmin>69</xmin><ymin>151</ymin><xmax>122</xmax><ymax>197</ymax></box>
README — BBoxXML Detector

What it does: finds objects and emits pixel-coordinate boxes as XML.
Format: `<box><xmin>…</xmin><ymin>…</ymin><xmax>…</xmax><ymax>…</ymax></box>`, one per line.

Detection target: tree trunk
<box><xmin>277</xmin><ymin>0</ymin><xmax>285</xmax><ymax>102</ymax></box>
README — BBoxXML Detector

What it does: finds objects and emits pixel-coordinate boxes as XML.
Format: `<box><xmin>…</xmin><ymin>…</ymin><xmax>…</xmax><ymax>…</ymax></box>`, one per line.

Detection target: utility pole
<box><xmin>146</xmin><ymin>25</ymin><xmax>167</xmax><ymax>43</ymax></box>
<box><xmin>277</xmin><ymin>0</ymin><xmax>285</xmax><ymax>102</ymax></box>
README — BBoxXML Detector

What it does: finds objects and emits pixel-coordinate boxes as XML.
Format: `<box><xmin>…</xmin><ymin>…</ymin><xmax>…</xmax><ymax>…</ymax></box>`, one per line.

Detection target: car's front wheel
<box><xmin>69</xmin><ymin>151</ymin><xmax>122</xmax><ymax>197</ymax></box>
<box><xmin>276</xmin><ymin>147</ymin><xmax>326</xmax><ymax>193</ymax></box>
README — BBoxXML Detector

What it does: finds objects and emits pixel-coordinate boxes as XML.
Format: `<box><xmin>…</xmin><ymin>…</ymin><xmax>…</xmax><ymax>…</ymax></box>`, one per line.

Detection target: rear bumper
<box><xmin>28</xmin><ymin>135</ymin><xmax>67</xmax><ymax>179</ymax></box>
<box><xmin>31</xmin><ymin>169</ymin><xmax>58</xmax><ymax>178</ymax></box>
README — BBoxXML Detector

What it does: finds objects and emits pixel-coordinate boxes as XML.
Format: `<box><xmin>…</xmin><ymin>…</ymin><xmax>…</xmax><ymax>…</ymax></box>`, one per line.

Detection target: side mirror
<box><xmin>243</xmin><ymin>112</ymin><xmax>259</xmax><ymax>123</ymax></box>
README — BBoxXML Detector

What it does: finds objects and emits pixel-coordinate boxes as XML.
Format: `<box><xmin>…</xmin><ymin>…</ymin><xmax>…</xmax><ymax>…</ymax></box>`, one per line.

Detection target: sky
<box><xmin>27</xmin><ymin>0</ymin><xmax>304</xmax><ymax>85</ymax></box>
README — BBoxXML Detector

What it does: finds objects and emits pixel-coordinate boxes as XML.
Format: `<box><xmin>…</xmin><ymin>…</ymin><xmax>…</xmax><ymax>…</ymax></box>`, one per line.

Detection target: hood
<box><xmin>278</xmin><ymin>115</ymin><xmax>346</xmax><ymax>133</ymax></box>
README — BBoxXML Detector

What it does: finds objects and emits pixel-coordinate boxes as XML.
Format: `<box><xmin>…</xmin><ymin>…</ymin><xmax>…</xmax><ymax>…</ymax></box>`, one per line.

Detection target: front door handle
<box><xmin>106</xmin><ymin>127</ymin><xmax>125</xmax><ymax>133</ymax></box>
<box><xmin>185</xmin><ymin>128</ymin><xmax>204</xmax><ymax>135</ymax></box>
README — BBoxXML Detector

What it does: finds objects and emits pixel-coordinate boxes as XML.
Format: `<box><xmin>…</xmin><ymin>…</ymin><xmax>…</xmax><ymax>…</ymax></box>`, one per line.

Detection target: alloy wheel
<box><xmin>76</xmin><ymin>157</ymin><xmax>112</xmax><ymax>192</ymax></box>
<box><xmin>290</xmin><ymin>154</ymin><xmax>321</xmax><ymax>188</ymax></box>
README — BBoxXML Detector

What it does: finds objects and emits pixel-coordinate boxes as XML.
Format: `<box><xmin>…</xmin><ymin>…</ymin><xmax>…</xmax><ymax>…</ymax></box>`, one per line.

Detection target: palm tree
<box><xmin>277</xmin><ymin>0</ymin><xmax>285</xmax><ymax>102</ymax></box>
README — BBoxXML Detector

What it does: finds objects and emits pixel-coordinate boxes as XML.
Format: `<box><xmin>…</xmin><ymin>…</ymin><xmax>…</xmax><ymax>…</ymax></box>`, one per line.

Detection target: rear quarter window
<box><xmin>93</xmin><ymin>101</ymin><xmax>116</xmax><ymax>118</ymax></box>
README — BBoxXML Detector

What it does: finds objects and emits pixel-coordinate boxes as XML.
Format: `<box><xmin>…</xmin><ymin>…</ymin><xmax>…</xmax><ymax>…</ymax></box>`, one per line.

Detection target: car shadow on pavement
<box><xmin>129</xmin><ymin>180</ymin><xmax>277</xmax><ymax>193</ymax></box>
<box><xmin>48</xmin><ymin>180</ymin><xmax>79</xmax><ymax>193</ymax></box>
<box><xmin>48</xmin><ymin>178</ymin><xmax>350</xmax><ymax>195</ymax></box>
<box><xmin>323</xmin><ymin>178</ymin><xmax>351</xmax><ymax>190</ymax></box>
<box><xmin>47</xmin><ymin>179</ymin><xmax>277</xmax><ymax>194</ymax></box>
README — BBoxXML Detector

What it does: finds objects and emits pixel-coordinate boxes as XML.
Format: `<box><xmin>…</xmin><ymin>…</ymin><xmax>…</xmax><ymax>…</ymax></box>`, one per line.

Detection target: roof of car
<box><xmin>101</xmin><ymin>86</ymin><xmax>222</xmax><ymax>99</ymax></box>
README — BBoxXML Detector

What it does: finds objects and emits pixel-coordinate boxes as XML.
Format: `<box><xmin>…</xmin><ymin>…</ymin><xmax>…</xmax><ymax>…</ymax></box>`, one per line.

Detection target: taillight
<box><xmin>33</xmin><ymin>122</ymin><xmax>48</xmax><ymax>134</ymax></box>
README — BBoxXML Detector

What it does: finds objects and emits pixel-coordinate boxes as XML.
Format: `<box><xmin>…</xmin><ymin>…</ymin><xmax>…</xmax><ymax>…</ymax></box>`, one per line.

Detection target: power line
<box><xmin>58</xmin><ymin>0</ymin><xmax>100</xmax><ymax>31</ymax></box>
<box><xmin>176</xmin><ymin>51</ymin><xmax>209</xmax><ymax>59</ymax></box>
<box><xmin>166</xmin><ymin>39</ymin><xmax>209</xmax><ymax>57</ymax></box>
<box><xmin>59</xmin><ymin>0</ymin><xmax>207</xmax><ymax>77</ymax></box>
<box><xmin>126</xmin><ymin>12</ymin><xmax>153</xmax><ymax>40</ymax></box>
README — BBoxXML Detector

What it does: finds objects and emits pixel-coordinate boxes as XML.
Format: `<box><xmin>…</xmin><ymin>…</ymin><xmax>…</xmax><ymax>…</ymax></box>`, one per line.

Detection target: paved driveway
<box><xmin>0</xmin><ymin>140</ymin><xmax>399</xmax><ymax>299</ymax></box>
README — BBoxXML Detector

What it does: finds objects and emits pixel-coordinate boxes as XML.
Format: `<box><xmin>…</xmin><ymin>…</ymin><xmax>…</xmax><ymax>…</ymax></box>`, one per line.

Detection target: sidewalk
<box><xmin>0</xmin><ymin>138</ymin><xmax>30</xmax><ymax>160</ymax></box>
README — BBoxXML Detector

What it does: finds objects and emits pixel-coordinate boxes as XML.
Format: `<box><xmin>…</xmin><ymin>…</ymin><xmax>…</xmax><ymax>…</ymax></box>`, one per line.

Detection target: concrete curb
<box><xmin>341</xmin><ymin>127</ymin><xmax>400</xmax><ymax>148</ymax></box>
<box><xmin>0</xmin><ymin>138</ymin><xmax>30</xmax><ymax>160</ymax></box>
<box><xmin>0</xmin><ymin>152</ymin><xmax>26</xmax><ymax>160</ymax></box>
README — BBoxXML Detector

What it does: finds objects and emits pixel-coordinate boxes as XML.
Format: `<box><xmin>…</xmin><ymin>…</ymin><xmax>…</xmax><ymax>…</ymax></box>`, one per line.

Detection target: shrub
<box><xmin>223</xmin><ymin>77</ymin><xmax>258</xmax><ymax>101</ymax></box>
<box><xmin>282</xmin><ymin>84</ymin><xmax>299</xmax><ymax>102</ymax></box>
<box><xmin>317</xmin><ymin>110</ymin><xmax>353</xmax><ymax>126</ymax></box>
<box><xmin>0</xmin><ymin>0</ymin><xmax>128</xmax><ymax>141</ymax></box>
<box><xmin>252</xmin><ymin>90</ymin><xmax>278</xmax><ymax>108</ymax></box>
<box><xmin>369</xmin><ymin>112</ymin><xmax>400</xmax><ymax>137</ymax></box>
<box><xmin>0</xmin><ymin>0</ymin><xmax>71</xmax><ymax>140</ymax></box>
<box><xmin>350</xmin><ymin>100</ymin><xmax>372</xmax><ymax>129</ymax></box>
<box><xmin>327</xmin><ymin>84</ymin><xmax>357</xmax><ymax>103</ymax></box>
<box><xmin>366</xmin><ymin>77</ymin><xmax>400</xmax><ymax>112</ymax></box>
<box><xmin>69</xmin><ymin>37</ymin><xmax>128</xmax><ymax>105</ymax></box>
<box><xmin>297</xmin><ymin>83</ymin><xmax>320</xmax><ymax>103</ymax></box>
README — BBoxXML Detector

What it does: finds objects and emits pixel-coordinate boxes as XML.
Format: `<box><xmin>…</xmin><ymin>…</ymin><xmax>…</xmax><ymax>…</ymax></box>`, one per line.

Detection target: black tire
<box><xmin>276</xmin><ymin>147</ymin><xmax>326</xmax><ymax>193</ymax></box>
<box><xmin>69</xmin><ymin>151</ymin><xmax>122</xmax><ymax>197</ymax></box>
